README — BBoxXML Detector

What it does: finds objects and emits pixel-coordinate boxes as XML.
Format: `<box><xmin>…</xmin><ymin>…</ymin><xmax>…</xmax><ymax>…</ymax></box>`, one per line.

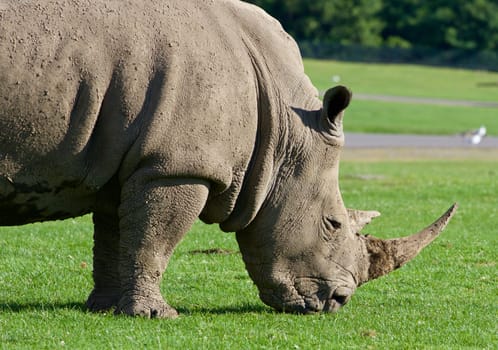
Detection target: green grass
<box><xmin>346</xmin><ymin>101</ymin><xmax>498</xmax><ymax>135</ymax></box>
<box><xmin>304</xmin><ymin>59</ymin><xmax>498</xmax><ymax>135</ymax></box>
<box><xmin>1</xmin><ymin>160</ymin><xmax>496</xmax><ymax>349</ymax></box>
<box><xmin>304</xmin><ymin>59</ymin><xmax>498</xmax><ymax>101</ymax></box>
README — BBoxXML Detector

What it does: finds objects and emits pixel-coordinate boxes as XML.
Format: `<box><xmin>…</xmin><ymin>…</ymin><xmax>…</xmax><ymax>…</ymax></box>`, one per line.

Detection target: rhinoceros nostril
<box><xmin>331</xmin><ymin>288</ymin><xmax>352</xmax><ymax>306</ymax></box>
<box><xmin>332</xmin><ymin>294</ymin><xmax>348</xmax><ymax>305</ymax></box>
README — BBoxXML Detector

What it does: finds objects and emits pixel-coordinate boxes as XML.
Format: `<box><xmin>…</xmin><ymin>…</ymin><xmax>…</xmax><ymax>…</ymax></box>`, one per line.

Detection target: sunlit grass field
<box><xmin>0</xmin><ymin>61</ymin><xmax>497</xmax><ymax>348</ymax></box>
<box><xmin>304</xmin><ymin>59</ymin><xmax>498</xmax><ymax>135</ymax></box>
<box><xmin>0</xmin><ymin>160</ymin><xmax>496</xmax><ymax>349</ymax></box>
<box><xmin>305</xmin><ymin>59</ymin><xmax>498</xmax><ymax>101</ymax></box>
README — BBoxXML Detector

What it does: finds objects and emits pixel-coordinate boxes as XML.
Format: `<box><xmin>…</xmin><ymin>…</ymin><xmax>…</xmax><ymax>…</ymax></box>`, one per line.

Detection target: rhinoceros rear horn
<box><xmin>321</xmin><ymin>85</ymin><xmax>352</xmax><ymax>128</ymax></box>
<box><xmin>364</xmin><ymin>203</ymin><xmax>458</xmax><ymax>282</ymax></box>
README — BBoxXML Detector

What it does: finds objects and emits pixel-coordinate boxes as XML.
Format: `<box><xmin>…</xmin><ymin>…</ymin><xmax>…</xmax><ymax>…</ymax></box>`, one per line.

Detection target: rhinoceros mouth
<box><xmin>260</xmin><ymin>292</ymin><xmax>347</xmax><ymax>314</ymax></box>
<box><xmin>259</xmin><ymin>278</ymin><xmax>353</xmax><ymax>314</ymax></box>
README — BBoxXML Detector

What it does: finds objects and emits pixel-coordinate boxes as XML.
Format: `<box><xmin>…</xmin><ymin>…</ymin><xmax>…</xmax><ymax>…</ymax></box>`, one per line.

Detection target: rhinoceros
<box><xmin>0</xmin><ymin>0</ymin><xmax>456</xmax><ymax>318</ymax></box>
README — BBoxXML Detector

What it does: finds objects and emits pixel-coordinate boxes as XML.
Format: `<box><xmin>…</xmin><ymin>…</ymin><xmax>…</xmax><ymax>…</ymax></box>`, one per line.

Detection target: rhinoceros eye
<box><xmin>322</xmin><ymin>216</ymin><xmax>342</xmax><ymax>241</ymax></box>
<box><xmin>324</xmin><ymin>216</ymin><xmax>342</xmax><ymax>231</ymax></box>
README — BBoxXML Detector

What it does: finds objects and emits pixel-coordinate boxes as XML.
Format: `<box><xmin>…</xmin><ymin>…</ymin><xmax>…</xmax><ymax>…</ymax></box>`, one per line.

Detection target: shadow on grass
<box><xmin>0</xmin><ymin>300</ymin><xmax>272</xmax><ymax>316</ymax></box>
<box><xmin>0</xmin><ymin>301</ymin><xmax>87</xmax><ymax>313</ymax></box>
<box><xmin>176</xmin><ymin>304</ymin><xmax>272</xmax><ymax>316</ymax></box>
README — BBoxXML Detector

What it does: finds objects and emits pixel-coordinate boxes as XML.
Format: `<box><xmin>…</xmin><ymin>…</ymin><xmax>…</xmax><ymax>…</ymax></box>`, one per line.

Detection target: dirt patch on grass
<box><xmin>189</xmin><ymin>248</ymin><xmax>238</xmax><ymax>255</ymax></box>
<box><xmin>342</xmin><ymin>147</ymin><xmax>498</xmax><ymax>161</ymax></box>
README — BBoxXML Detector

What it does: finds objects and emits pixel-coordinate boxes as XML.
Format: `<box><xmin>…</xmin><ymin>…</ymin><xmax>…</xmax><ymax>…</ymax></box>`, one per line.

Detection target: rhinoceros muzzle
<box><xmin>305</xmin><ymin>286</ymin><xmax>354</xmax><ymax>314</ymax></box>
<box><xmin>258</xmin><ymin>276</ymin><xmax>354</xmax><ymax>314</ymax></box>
<box><xmin>299</xmin><ymin>289</ymin><xmax>351</xmax><ymax>314</ymax></box>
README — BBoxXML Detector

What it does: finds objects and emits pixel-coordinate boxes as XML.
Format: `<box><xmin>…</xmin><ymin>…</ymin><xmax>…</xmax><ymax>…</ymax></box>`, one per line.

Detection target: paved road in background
<box><xmin>343</xmin><ymin>93</ymin><xmax>498</xmax><ymax>149</ymax></box>
<box><xmin>345</xmin><ymin>132</ymin><xmax>498</xmax><ymax>148</ymax></box>
<box><xmin>342</xmin><ymin>133</ymin><xmax>498</xmax><ymax>161</ymax></box>
<box><xmin>336</xmin><ymin>93</ymin><xmax>498</xmax><ymax>156</ymax></box>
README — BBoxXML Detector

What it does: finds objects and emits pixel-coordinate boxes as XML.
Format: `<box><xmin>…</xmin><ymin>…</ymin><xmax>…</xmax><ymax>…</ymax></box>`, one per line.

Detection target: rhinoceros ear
<box><xmin>347</xmin><ymin>209</ymin><xmax>381</xmax><ymax>233</ymax></box>
<box><xmin>321</xmin><ymin>85</ymin><xmax>352</xmax><ymax>134</ymax></box>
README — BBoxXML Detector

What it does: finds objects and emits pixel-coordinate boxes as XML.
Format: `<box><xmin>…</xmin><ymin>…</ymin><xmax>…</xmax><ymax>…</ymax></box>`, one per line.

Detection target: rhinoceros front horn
<box><xmin>363</xmin><ymin>203</ymin><xmax>458</xmax><ymax>282</ymax></box>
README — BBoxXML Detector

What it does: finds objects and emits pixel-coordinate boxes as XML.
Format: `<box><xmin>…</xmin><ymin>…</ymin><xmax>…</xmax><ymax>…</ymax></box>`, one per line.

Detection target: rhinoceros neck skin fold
<box><xmin>207</xmin><ymin>5</ymin><xmax>321</xmax><ymax>231</ymax></box>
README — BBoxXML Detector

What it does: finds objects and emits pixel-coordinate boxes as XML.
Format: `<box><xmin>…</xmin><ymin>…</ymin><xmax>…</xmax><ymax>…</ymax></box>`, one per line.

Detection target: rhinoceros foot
<box><xmin>115</xmin><ymin>293</ymin><xmax>179</xmax><ymax>319</ymax></box>
<box><xmin>85</xmin><ymin>289</ymin><xmax>121</xmax><ymax>312</ymax></box>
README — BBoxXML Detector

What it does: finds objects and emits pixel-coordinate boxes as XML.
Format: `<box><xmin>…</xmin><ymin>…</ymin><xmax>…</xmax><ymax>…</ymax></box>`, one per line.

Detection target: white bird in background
<box><xmin>462</xmin><ymin>125</ymin><xmax>487</xmax><ymax>145</ymax></box>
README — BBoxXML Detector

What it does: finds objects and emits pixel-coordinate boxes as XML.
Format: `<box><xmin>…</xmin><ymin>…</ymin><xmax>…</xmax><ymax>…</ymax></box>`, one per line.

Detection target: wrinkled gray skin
<box><xmin>0</xmin><ymin>0</ymin><xmax>457</xmax><ymax>318</ymax></box>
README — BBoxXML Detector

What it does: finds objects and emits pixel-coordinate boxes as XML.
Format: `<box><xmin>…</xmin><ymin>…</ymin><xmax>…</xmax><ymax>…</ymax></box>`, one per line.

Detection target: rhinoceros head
<box><xmin>235</xmin><ymin>86</ymin><xmax>457</xmax><ymax>313</ymax></box>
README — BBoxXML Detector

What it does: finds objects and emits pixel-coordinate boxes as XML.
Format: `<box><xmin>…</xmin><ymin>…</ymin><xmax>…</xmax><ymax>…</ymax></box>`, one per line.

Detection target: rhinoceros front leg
<box><xmin>86</xmin><ymin>210</ymin><xmax>121</xmax><ymax>312</ymax></box>
<box><xmin>116</xmin><ymin>175</ymin><xmax>209</xmax><ymax>318</ymax></box>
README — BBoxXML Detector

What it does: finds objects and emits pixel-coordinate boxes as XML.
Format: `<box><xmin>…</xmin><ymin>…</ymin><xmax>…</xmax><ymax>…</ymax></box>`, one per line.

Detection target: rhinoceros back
<box><xmin>0</xmin><ymin>0</ymin><xmax>319</xmax><ymax>226</ymax></box>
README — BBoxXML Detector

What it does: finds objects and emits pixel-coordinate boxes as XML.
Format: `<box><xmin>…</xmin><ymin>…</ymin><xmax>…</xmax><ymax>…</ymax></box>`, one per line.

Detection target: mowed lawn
<box><xmin>0</xmin><ymin>160</ymin><xmax>496</xmax><ymax>349</ymax></box>
<box><xmin>0</xmin><ymin>61</ymin><xmax>497</xmax><ymax>348</ymax></box>
<box><xmin>304</xmin><ymin>59</ymin><xmax>498</xmax><ymax>136</ymax></box>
